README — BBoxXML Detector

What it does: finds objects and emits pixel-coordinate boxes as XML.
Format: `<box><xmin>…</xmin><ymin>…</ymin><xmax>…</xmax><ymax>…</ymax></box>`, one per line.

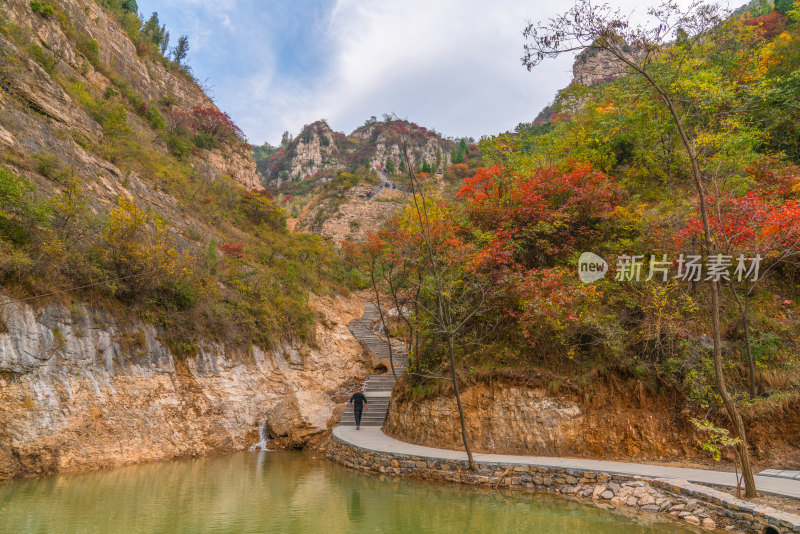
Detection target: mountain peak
<box><xmin>258</xmin><ymin>118</ymin><xmax>453</xmax><ymax>186</ymax></box>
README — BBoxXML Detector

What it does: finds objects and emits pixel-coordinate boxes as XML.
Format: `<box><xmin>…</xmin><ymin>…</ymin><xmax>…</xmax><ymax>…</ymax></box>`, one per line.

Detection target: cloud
<box><xmin>139</xmin><ymin>0</ymin><xmax>703</xmax><ymax>145</ymax></box>
<box><xmin>317</xmin><ymin>0</ymin><xmax>574</xmax><ymax>141</ymax></box>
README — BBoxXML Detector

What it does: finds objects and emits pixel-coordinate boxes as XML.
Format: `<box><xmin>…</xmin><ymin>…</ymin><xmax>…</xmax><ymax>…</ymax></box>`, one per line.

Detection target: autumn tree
<box><xmin>522</xmin><ymin>0</ymin><xmax>759</xmax><ymax>496</ymax></box>
<box><xmin>677</xmin><ymin>162</ymin><xmax>800</xmax><ymax>396</ymax></box>
<box><xmin>343</xmin><ymin>233</ymin><xmax>402</xmax><ymax>380</ymax></box>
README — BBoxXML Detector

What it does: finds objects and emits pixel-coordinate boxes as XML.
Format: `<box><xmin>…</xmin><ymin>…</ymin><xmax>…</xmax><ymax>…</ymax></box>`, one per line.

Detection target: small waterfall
<box><xmin>250</xmin><ymin>421</ymin><xmax>271</xmax><ymax>451</ymax></box>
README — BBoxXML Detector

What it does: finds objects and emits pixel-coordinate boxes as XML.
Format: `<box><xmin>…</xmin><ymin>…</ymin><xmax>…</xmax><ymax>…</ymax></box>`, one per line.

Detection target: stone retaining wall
<box><xmin>327</xmin><ymin>435</ymin><xmax>800</xmax><ymax>534</ymax></box>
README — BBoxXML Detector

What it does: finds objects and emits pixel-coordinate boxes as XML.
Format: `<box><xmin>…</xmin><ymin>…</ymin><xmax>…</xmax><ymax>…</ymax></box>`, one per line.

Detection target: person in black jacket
<box><xmin>349</xmin><ymin>389</ymin><xmax>368</xmax><ymax>430</ymax></box>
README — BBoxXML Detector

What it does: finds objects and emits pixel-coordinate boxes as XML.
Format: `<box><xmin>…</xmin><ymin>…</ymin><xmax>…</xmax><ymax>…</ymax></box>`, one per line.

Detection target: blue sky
<box><xmin>138</xmin><ymin>0</ymin><xmax>698</xmax><ymax>146</ymax></box>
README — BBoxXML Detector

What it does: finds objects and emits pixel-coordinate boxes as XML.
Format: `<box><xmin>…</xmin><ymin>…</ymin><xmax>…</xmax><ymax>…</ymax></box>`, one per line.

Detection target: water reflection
<box><xmin>0</xmin><ymin>451</ymin><xmax>695</xmax><ymax>534</ymax></box>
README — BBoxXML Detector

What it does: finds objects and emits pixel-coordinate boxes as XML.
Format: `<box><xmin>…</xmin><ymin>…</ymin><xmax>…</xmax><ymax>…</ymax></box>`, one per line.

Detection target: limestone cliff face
<box><xmin>351</xmin><ymin>122</ymin><xmax>450</xmax><ymax>172</ymax></box>
<box><xmin>385</xmin><ymin>385</ymin><xmax>589</xmax><ymax>456</ymax></box>
<box><xmin>294</xmin><ymin>185</ymin><xmax>406</xmax><ymax>244</ymax></box>
<box><xmin>0</xmin><ymin>293</ymin><xmax>371</xmax><ymax>480</ymax></box>
<box><xmin>527</xmin><ymin>47</ymin><xmax>630</xmax><ymax>126</ymax></box>
<box><xmin>1</xmin><ymin>0</ymin><xmax>261</xmax><ymax>191</ymax></box>
<box><xmin>283</xmin><ymin>122</ymin><xmax>345</xmax><ymax>183</ymax></box>
<box><xmin>262</xmin><ymin>120</ymin><xmax>452</xmax><ymax>185</ymax></box>
<box><xmin>572</xmin><ymin>47</ymin><xmax>629</xmax><ymax>87</ymax></box>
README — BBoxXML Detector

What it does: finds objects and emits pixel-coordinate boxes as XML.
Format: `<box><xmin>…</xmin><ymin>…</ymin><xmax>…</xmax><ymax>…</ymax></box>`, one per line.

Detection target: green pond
<box><xmin>0</xmin><ymin>451</ymin><xmax>696</xmax><ymax>533</ymax></box>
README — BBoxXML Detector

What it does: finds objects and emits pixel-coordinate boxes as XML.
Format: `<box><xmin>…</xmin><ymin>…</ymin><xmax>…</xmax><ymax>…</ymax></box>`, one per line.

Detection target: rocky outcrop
<box><xmin>266</xmin><ymin>390</ymin><xmax>336</xmax><ymax>447</ymax></box>
<box><xmin>261</xmin><ymin>120</ymin><xmax>452</xmax><ymax>185</ymax></box>
<box><xmin>0</xmin><ymin>293</ymin><xmax>372</xmax><ymax>480</ymax></box>
<box><xmin>295</xmin><ymin>185</ymin><xmax>406</xmax><ymax>244</ymax></box>
<box><xmin>572</xmin><ymin>47</ymin><xmax>629</xmax><ymax>86</ymax></box>
<box><xmin>350</xmin><ymin>122</ymin><xmax>450</xmax><ymax>172</ymax></box>
<box><xmin>1</xmin><ymin>0</ymin><xmax>261</xmax><ymax>191</ymax></box>
<box><xmin>279</xmin><ymin>122</ymin><xmax>345</xmax><ymax>183</ymax></box>
<box><xmin>385</xmin><ymin>385</ymin><xmax>591</xmax><ymax>456</ymax></box>
<box><xmin>203</xmin><ymin>145</ymin><xmax>263</xmax><ymax>190</ymax></box>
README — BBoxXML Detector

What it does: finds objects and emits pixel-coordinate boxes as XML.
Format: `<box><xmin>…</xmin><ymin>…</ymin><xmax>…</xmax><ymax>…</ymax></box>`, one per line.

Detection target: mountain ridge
<box><xmin>256</xmin><ymin>118</ymin><xmax>455</xmax><ymax>187</ymax></box>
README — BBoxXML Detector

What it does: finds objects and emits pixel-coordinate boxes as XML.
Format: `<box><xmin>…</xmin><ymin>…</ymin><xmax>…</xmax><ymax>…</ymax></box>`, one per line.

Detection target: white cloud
<box><xmin>145</xmin><ymin>0</ymin><xmax>708</xmax><ymax>145</ymax></box>
<box><xmin>235</xmin><ymin>0</ymin><xmax>578</xmax><ymax>144</ymax></box>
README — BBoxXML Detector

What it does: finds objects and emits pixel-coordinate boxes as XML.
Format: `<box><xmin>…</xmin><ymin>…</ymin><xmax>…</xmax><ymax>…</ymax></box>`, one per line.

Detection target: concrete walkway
<box><xmin>336</xmin><ymin>301</ymin><xmax>800</xmax><ymax>502</ymax></box>
<box><xmin>761</xmin><ymin>470</ymin><xmax>800</xmax><ymax>481</ymax></box>
<box><xmin>333</xmin><ymin>426</ymin><xmax>800</xmax><ymax>500</ymax></box>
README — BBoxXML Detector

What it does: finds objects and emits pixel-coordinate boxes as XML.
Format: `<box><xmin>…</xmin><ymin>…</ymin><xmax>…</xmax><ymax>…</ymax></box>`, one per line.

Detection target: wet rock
<box><xmin>592</xmin><ymin>485</ymin><xmax>607</xmax><ymax>499</ymax></box>
<box><xmin>638</xmin><ymin>495</ymin><xmax>655</xmax><ymax>506</ymax></box>
<box><xmin>0</xmin><ymin>291</ymin><xmax>369</xmax><ymax>480</ymax></box>
<box><xmin>266</xmin><ymin>390</ymin><xmax>336</xmax><ymax>446</ymax></box>
<box><xmin>701</xmin><ymin>518</ymin><xmax>716</xmax><ymax>529</ymax></box>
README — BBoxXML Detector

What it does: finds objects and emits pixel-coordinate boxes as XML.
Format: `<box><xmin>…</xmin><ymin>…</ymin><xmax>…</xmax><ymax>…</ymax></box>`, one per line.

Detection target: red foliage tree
<box><xmin>191</xmin><ymin>106</ymin><xmax>245</xmax><ymax>142</ymax></box>
<box><xmin>743</xmin><ymin>10</ymin><xmax>786</xmax><ymax>40</ymax></box>
<box><xmin>459</xmin><ymin>163</ymin><xmax>623</xmax><ymax>265</ymax></box>
<box><xmin>220</xmin><ymin>242</ymin><xmax>245</xmax><ymax>259</ymax></box>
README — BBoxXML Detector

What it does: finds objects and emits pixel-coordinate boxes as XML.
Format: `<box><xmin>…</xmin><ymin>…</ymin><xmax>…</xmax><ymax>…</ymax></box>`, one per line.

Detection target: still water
<box><xmin>0</xmin><ymin>451</ymin><xmax>696</xmax><ymax>533</ymax></box>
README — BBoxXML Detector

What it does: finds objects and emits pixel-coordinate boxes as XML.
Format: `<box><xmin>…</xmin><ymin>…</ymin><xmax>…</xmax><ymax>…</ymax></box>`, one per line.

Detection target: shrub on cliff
<box><xmin>191</xmin><ymin>106</ymin><xmax>246</xmax><ymax>144</ymax></box>
<box><xmin>29</xmin><ymin>1</ymin><xmax>55</xmax><ymax>17</ymax></box>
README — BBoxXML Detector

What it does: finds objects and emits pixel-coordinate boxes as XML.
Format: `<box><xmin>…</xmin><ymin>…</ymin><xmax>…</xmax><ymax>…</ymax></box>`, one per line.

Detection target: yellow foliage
<box><xmin>100</xmin><ymin>196</ymin><xmax>181</xmax><ymax>293</ymax></box>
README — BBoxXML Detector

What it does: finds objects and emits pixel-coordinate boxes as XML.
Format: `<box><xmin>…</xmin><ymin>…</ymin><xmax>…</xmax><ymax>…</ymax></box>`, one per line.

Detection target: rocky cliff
<box><xmin>572</xmin><ymin>46</ymin><xmax>629</xmax><ymax>86</ymax></box>
<box><xmin>294</xmin><ymin>184</ymin><xmax>406</xmax><ymax>244</ymax></box>
<box><xmin>0</xmin><ymin>0</ymin><xmax>370</xmax><ymax>481</ymax></box>
<box><xmin>1</xmin><ymin>0</ymin><xmax>261</xmax><ymax>191</ymax></box>
<box><xmin>0</xmin><ymin>292</ymin><xmax>372</xmax><ymax>480</ymax></box>
<box><xmin>261</xmin><ymin>119</ymin><xmax>452</xmax><ymax>186</ymax></box>
<box><xmin>524</xmin><ymin>46</ymin><xmax>630</xmax><ymax>128</ymax></box>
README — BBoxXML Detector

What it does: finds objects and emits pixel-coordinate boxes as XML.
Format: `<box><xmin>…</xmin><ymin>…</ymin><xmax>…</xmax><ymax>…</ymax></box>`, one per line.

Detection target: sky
<box><xmin>138</xmin><ymin>0</ymin><xmax>708</xmax><ymax>146</ymax></box>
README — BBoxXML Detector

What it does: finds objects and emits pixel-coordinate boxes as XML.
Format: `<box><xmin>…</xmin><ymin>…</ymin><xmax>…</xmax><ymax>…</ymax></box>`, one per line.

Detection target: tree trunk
<box><xmin>371</xmin><ymin>270</ymin><xmax>397</xmax><ymax>380</ymax></box>
<box><xmin>401</xmin><ymin>139</ymin><xmax>475</xmax><ymax>471</ymax></box>
<box><xmin>744</xmin><ymin>294</ymin><xmax>756</xmax><ymax>398</ymax></box>
<box><xmin>615</xmin><ymin>59</ymin><xmax>758</xmax><ymax>498</ymax></box>
<box><xmin>448</xmin><ymin>335</ymin><xmax>474</xmax><ymax>470</ymax></box>
<box><xmin>731</xmin><ymin>282</ymin><xmax>757</xmax><ymax>398</ymax></box>
<box><xmin>710</xmin><ymin>280</ymin><xmax>758</xmax><ymax>497</ymax></box>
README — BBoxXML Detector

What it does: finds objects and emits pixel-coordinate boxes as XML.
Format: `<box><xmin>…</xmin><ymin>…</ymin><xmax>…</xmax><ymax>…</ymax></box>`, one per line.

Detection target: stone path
<box><xmin>339</xmin><ymin>302</ymin><xmax>407</xmax><ymax>427</ymax></box>
<box><xmin>336</xmin><ymin>301</ymin><xmax>800</xmax><ymax>501</ymax></box>
<box><xmin>334</xmin><ymin>426</ymin><xmax>800</xmax><ymax>500</ymax></box>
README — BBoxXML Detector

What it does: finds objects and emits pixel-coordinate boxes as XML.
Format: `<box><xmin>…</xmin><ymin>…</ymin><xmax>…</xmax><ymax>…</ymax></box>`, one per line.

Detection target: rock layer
<box><xmin>1</xmin><ymin>0</ymin><xmax>262</xmax><ymax>191</ymax></box>
<box><xmin>0</xmin><ymin>293</ymin><xmax>371</xmax><ymax>480</ymax></box>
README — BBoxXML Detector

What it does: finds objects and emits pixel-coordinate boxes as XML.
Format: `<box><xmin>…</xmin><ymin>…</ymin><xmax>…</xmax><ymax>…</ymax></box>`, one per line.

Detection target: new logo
<box><xmin>578</xmin><ymin>252</ymin><xmax>608</xmax><ymax>284</ymax></box>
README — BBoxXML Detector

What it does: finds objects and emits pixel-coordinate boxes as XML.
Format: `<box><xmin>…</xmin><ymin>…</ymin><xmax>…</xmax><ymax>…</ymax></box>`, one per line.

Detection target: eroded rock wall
<box><xmin>385</xmin><ymin>385</ymin><xmax>597</xmax><ymax>457</ymax></box>
<box><xmin>0</xmin><ymin>293</ymin><xmax>371</xmax><ymax>480</ymax></box>
<box><xmin>295</xmin><ymin>185</ymin><xmax>406</xmax><ymax>244</ymax></box>
<box><xmin>1</xmin><ymin>0</ymin><xmax>262</xmax><ymax>191</ymax></box>
<box><xmin>384</xmin><ymin>379</ymin><xmax>800</xmax><ymax>467</ymax></box>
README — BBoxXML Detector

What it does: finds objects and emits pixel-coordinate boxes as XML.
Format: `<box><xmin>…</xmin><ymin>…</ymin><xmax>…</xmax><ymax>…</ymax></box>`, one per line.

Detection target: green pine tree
<box><xmin>143</xmin><ymin>12</ymin><xmax>169</xmax><ymax>54</ymax></box>
<box><xmin>775</xmin><ymin>0</ymin><xmax>793</xmax><ymax>15</ymax></box>
<box><xmin>171</xmin><ymin>35</ymin><xmax>189</xmax><ymax>64</ymax></box>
